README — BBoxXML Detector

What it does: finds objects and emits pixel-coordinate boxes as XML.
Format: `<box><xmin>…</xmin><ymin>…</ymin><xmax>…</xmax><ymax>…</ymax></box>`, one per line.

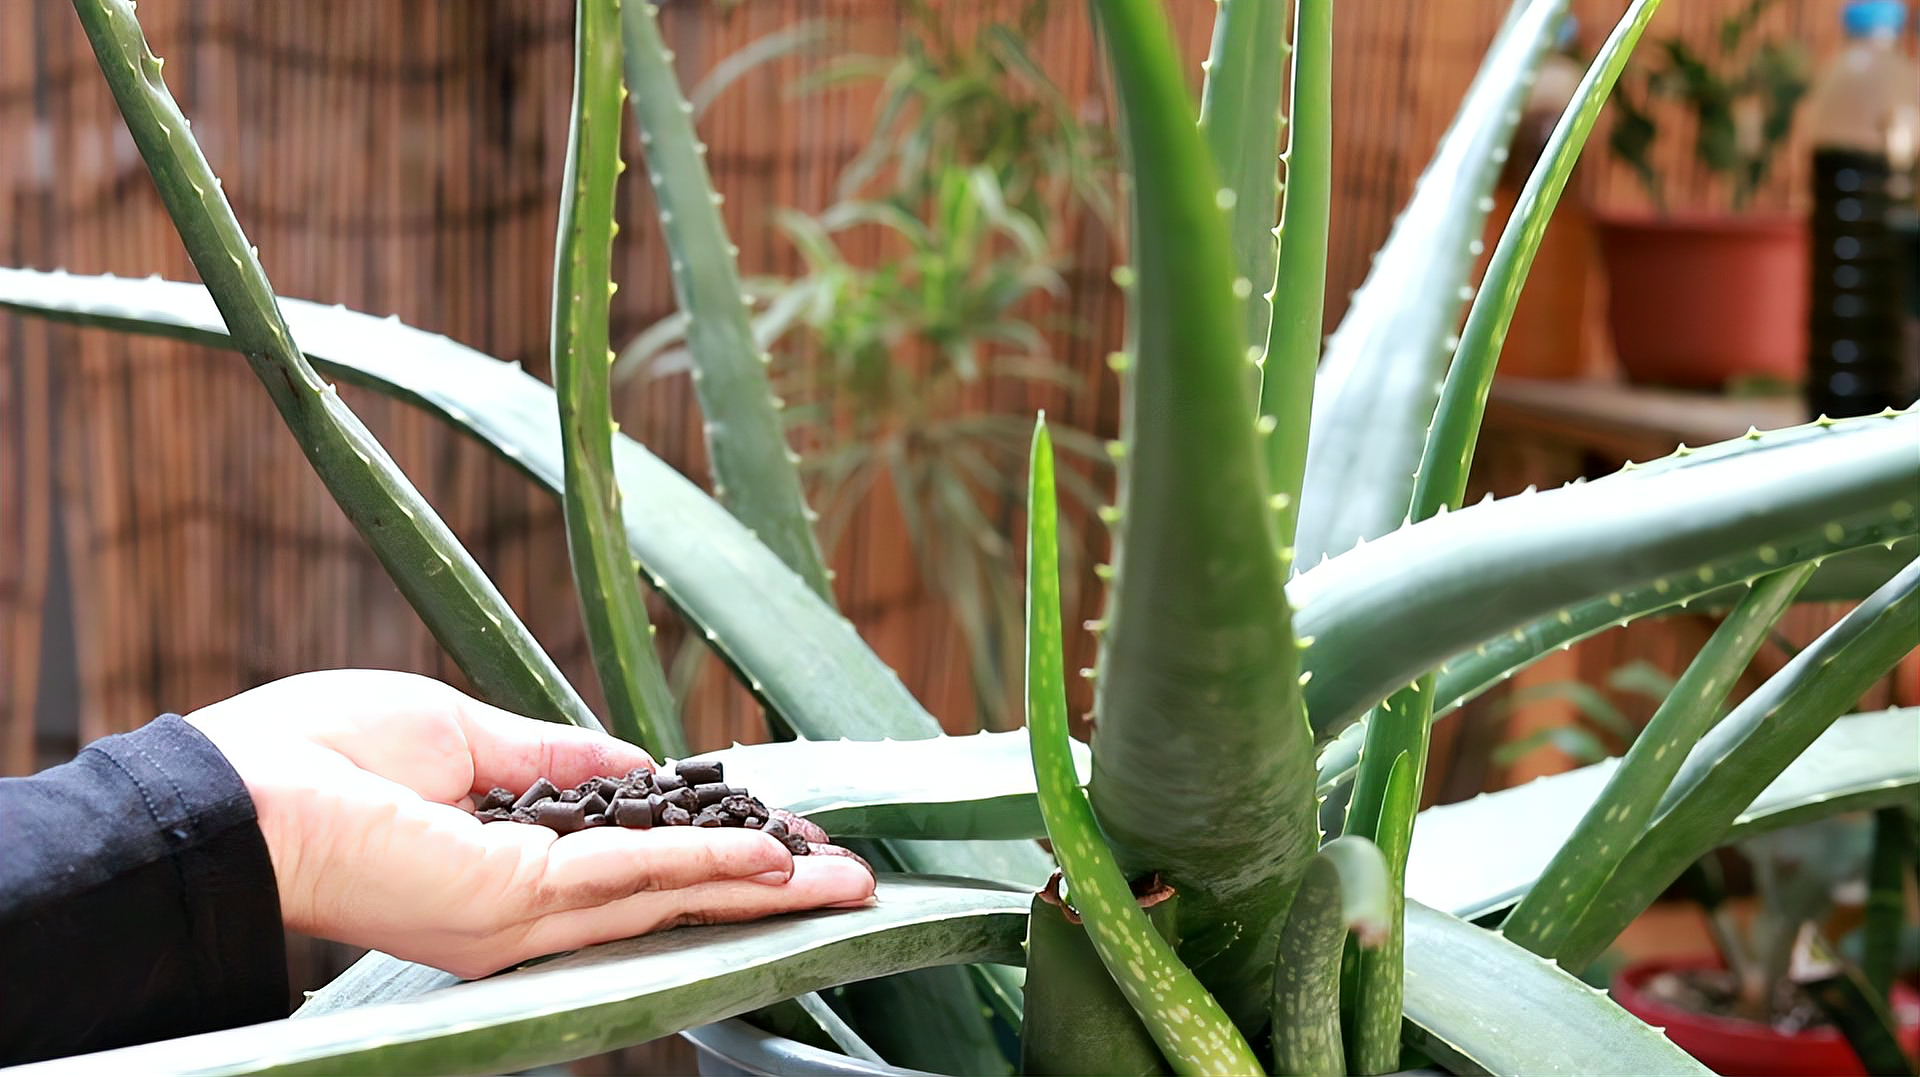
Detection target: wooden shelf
<box><xmin>1486</xmin><ymin>376</ymin><xmax>1809</xmax><ymax>465</ymax></box>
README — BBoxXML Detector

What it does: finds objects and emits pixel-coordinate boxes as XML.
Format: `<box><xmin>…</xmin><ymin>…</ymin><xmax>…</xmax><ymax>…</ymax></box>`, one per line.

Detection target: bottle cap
<box><xmin>1843</xmin><ymin>0</ymin><xmax>1907</xmax><ymax>37</ymax></box>
<box><xmin>1554</xmin><ymin>14</ymin><xmax>1578</xmax><ymax>52</ymax></box>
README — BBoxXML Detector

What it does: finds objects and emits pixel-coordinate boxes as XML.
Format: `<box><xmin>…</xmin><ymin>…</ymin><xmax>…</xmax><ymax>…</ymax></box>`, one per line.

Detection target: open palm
<box><xmin>187</xmin><ymin>670</ymin><xmax>875</xmax><ymax>979</ymax></box>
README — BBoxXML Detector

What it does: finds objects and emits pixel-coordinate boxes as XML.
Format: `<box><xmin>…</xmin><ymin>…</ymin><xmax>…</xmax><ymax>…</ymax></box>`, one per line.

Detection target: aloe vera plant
<box><xmin>9</xmin><ymin>0</ymin><xmax>1917</xmax><ymax>1074</ymax></box>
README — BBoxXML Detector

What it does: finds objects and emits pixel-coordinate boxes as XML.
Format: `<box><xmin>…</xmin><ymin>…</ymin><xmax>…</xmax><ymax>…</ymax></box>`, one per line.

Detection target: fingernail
<box><xmin>749</xmin><ymin>869</ymin><xmax>793</xmax><ymax>886</ymax></box>
<box><xmin>825</xmin><ymin>896</ymin><xmax>878</xmax><ymax>909</ymax></box>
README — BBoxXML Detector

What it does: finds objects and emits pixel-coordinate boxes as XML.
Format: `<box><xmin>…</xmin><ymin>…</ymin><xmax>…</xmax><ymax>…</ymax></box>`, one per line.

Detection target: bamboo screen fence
<box><xmin>0</xmin><ymin>0</ymin><xmax>1879</xmax><ymax>1062</ymax></box>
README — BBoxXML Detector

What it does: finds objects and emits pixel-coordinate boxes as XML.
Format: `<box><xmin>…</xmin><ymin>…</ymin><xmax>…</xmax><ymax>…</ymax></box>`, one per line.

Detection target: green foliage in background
<box><xmin>1608</xmin><ymin>0</ymin><xmax>1811</xmax><ymax>211</ymax></box>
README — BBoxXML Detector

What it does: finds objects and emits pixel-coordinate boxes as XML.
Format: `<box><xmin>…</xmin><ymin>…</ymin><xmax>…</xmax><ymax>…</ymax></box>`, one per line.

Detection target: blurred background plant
<box><xmin>1609</xmin><ymin>0</ymin><xmax>1812</xmax><ymax>212</ymax></box>
<box><xmin>618</xmin><ymin>0</ymin><xmax>1115</xmax><ymax>730</ymax></box>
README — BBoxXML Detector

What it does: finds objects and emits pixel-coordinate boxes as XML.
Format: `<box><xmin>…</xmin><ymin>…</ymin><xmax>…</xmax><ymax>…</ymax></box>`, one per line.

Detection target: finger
<box><xmin>515</xmin><ymin>855</ymin><xmax>878</xmax><ymax>961</ymax></box>
<box><xmin>530</xmin><ymin>825</ymin><xmax>795</xmax><ymax>912</ymax></box>
<box><xmin>452</xmin><ymin>694</ymin><xmax>656</xmax><ymax>798</ymax></box>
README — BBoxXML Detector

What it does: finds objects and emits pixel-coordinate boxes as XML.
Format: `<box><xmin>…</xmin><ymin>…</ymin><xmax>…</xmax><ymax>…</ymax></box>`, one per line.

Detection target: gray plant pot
<box><xmin>682</xmin><ymin>1019</ymin><xmax>1450</xmax><ymax>1077</ymax></box>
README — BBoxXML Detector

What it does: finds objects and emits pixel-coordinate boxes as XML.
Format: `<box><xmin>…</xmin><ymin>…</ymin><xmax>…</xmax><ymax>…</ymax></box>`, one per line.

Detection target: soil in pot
<box><xmin>1614</xmin><ymin>956</ymin><xmax>1920</xmax><ymax>1076</ymax></box>
<box><xmin>1596</xmin><ymin>213</ymin><xmax>1809</xmax><ymax>392</ymax></box>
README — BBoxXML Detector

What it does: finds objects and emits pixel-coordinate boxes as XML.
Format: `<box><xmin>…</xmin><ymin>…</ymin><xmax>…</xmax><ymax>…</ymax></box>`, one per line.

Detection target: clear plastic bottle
<box><xmin>1804</xmin><ymin>0</ymin><xmax>1920</xmax><ymax>419</ymax></box>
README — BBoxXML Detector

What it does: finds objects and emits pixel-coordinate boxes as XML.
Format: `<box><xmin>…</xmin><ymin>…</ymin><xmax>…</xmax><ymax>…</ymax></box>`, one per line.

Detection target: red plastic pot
<box><xmin>1596</xmin><ymin>213</ymin><xmax>1809</xmax><ymax>391</ymax></box>
<box><xmin>1613</xmin><ymin>957</ymin><xmax>1920</xmax><ymax>1076</ymax></box>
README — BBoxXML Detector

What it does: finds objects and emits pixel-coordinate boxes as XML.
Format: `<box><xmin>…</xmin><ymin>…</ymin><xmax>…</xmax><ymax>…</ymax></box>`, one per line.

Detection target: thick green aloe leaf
<box><xmin>1315</xmin><ymin>536</ymin><xmax>1916</xmax><ymax>802</ymax></box>
<box><xmin>1271</xmin><ymin>836</ymin><xmax>1391</xmax><ymax>1077</ymax></box>
<box><xmin>1400</xmin><ymin>900</ymin><xmax>1712</xmax><ymax>1077</ymax></box>
<box><xmin>1501</xmin><ymin>564</ymin><xmax>1810</xmax><ymax>956</ymax></box>
<box><xmin>1412</xmin><ymin>0</ymin><xmax>1661</xmax><ymax>518</ymax></box>
<box><xmin>1089</xmin><ymin>0</ymin><xmax>1320</xmax><ymax>1034</ymax></box>
<box><xmin>1258</xmin><ymin>0</ymin><xmax>1332</xmax><ymax>551</ymax></box>
<box><xmin>620</xmin><ymin>0</ymin><xmax>832</xmax><ymax>601</ymax></box>
<box><xmin>1026</xmin><ymin>416</ymin><xmax>1262</xmax><ymax>1077</ymax></box>
<box><xmin>60</xmin><ymin>2</ymin><xmax>599</xmax><ymax>731</ymax></box>
<box><xmin>1403</xmin><ymin>708</ymin><xmax>1920</xmax><ymax>921</ymax></box>
<box><xmin>1556</xmin><ymin>559</ymin><xmax>1920</xmax><ymax>969</ymax></box>
<box><xmin>1196</xmin><ymin>0</ymin><xmax>1288</xmax><ymax>361</ymax></box>
<box><xmin>26</xmin><ymin>878</ymin><xmax>1028</xmax><ymax>1077</ymax></box>
<box><xmin>1295</xmin><ymin>411</ymin><xmax>1920</xmax><ymax>744</ymax></box>
<box><xmin>554</xmin><ymin>0</ymin><xmax>682</xmax><ymax>754</ymax></box>
<box><xmin>679</xmin><ymin>730</ymin><xmax>1090</xmax><ymax>840</ymax></box>
<box><xmin>1295</xmin><ymin>0</ymin><xmax>1568</xmax><ymax>567</ymax></box>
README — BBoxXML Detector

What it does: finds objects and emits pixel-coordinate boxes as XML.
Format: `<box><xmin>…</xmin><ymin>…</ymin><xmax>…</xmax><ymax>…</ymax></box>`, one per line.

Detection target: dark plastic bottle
<box><xmin>1804</xmin><ymin>0</ymin><xmax>1920</xmax><ymax>419</ymax></box>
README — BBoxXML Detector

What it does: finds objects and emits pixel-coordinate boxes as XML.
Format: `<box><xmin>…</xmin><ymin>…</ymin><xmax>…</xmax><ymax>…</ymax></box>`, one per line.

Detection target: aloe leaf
<box><xmin>1314</xmin><ymin>534</ymin><xmax>1916</xmax><ymax>801</ymax></box>
<box><xmin>679</xmin><ymin>730</ymin><xmax>1090</xmax><ymax>841</ymax></box>
<box><xmin>1555</xmin><ymin>558</ymin><xmax>1920</xmax><ymax>969</ymax></box>
<box><xmin>1270</xmin><ymin>836</ymin><xmax>1391</xmax><ymax>1077</ymax></box>
<box><xmin>1501</xmin><ymin>564</ymin><xmax>1812</xmax><ymax>956</ymax></box>
<box><xmin>1196</xmin><ymin>0</ymin><xmax>1288</xmax><ymax>361</ymax></box>
<box><xmin>1339</xmin><ymin>6</ymin><xmax>1662</xmax><ymax>954</ymax></box>
<box><xmin>1340</xmin><ymin>750</ymin><xmax>1417</xmax><ymax>1074</ymax></box>
<box><xmin>33</xmin><ymin>877</ymin><xmax>1028</xmax><ymax>1077</ymax></box>
<box><xmin>1412</xmin><ymin>0</ymin><xmax>1661</xmax><ymax>518</ymax></box>
<box><xmin>1862</xmin><ymin>807</ymin><xmax>1912</xmax><ymax>1002</ymax></box>
<box><xmin>1258</xmin><ymin>0</ymin><xmax>1332</xmax><ymax>551</ymax></box>
<box><xmin>1405</xmin><ymin>708</ymin><xmax>1920</xmax><ymax>922</ymax></box>
<box><xmin>1400</xmin><ymin>900</ymin><xmax>1712</xmax><ymax>1077</ymax></box>
<box><xmin>60</xmin><ymin>1</ymin><xmax>599</xmax><ymax>731</ymax></box>
<box><xmin>1020</xmin><ymin>874</ymin><xmax>1178</xmax><ymax>1077</ymax></box>
<box><xmin>1294</xmin><ymin>412</ymin><xmax>1920</xmax><ymax>744</ymax></box>
<box><xmin>1295</xmin><ymin>0</ymin><xmax>1568</xmax><ymax>567</ymax></box>
<box><xmin>1090</xmin><ymin>0</ymin><xmax>1319</xmax><ymax>1032</ymax></box>
<box><xmin>620</xmin><ymin>0</ymin><xmax>833</xmax><ymax>601</ymax></box>
<box><xmin>1801</xmin><ymin>951</ymin><xmax>1920</xmax><ymax>1077</ymax></box>
<box><xmin>1025</xmin><ymin>415</ymin><xmax>1263</xmax><ymax>1077</ymax></box>
<box><xmin>551</xmin><ymin>0</ymin><xmax>681</xmax><ymax>754</ymax></box>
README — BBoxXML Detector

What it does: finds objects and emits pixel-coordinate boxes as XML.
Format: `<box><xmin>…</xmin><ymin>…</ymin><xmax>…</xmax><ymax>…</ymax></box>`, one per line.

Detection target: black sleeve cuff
<box><xmin>0</xmin><ymin>714</ymin><xmax>290</xmax><ymax>1064</ymax></box>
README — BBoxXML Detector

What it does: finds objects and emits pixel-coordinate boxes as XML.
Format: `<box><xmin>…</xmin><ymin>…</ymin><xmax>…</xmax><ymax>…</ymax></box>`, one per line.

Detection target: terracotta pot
<box><xmin>1612</xmin><ymin>957</ymin><xmax>1920</xmax><ymax>1076</ymax></box>
<box><xmin>1596</xmin><ymin>213</ymin><xmax>1810</xmax><ymax>390</ymax></box>
<box><xmin>1477</xmin><ymin>187</ymin><xmax>1603</xmax><ymax>380</ymax></box>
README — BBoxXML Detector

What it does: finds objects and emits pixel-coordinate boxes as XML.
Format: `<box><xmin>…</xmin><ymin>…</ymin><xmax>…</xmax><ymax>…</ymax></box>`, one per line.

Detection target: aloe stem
<box><xmin>1270</xmin><ymin>836</ymin><xmax>1392</xmax><ymax>1077</ymax></box>
<box><xmin>1555</xmin><ymin>558</ymin><xmax>1920</xmax><ymax>969</ymax></box>
<box><xmin>1026</xmin><ymin>417</ymin><xmax>1263</xmax><ymax>1077</ymax></box>
<box><xmin>1090</xmin><ymin>0</ymin><xmax>1319</xmax><ymax>1031</ymax></box>
<box><xmin>620</xmin><ymin>0</ymin><xmax>833</xmax><ymax>602</ymax></box>
<box><xmin>553</xmin><ymin>0</ymin><xmax>683</xmax><ymax>754</ymax></box>
<box><xmin>68</xmin><ymin>0</ymin><xmax>599</xmax><ymax>731</ymax></box>
<box><xmin>1197</xmin><ymin>0</ymin><xmax>1289</xmax><ymax>364</ymax></box>
<box><xmin>1259</xmin><ymin>0</ymin><xmax>1332</xmax><ymax>551</ymax></box>
<box><xmin>1501</xmin><ymin>565</ymin><xmax>1813</xmax><ymax>955</ymax></box>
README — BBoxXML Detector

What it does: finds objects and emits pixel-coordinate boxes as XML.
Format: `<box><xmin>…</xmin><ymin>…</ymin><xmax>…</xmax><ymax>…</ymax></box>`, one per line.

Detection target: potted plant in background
<box><xmin>1613</xmin><ymin>814</ymin><xmax>1920</xmax><ymax>1076</ymax></box>
<box><xmin>4</xmin><ymin>0</ymin><xmax>1917</xmax><ymax>1075</ymax></box>
<box><xmin>1599</xmin><ymin>0</ymin><xmax>1813</xmax><ymax>391</ymax></box>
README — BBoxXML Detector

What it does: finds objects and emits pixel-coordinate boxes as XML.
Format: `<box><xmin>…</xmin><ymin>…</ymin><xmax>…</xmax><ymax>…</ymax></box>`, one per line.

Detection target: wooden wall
<box><xmin>0</xmin><ymin>0</ymin><xmax>1885</xmax><ymax>1058</ymax></box>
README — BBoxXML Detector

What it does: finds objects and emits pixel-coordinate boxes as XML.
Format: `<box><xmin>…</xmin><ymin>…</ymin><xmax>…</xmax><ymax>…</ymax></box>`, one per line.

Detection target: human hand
<box><xmin>186</xmin><ymin>669</ymin><xmax>876</xmax><ymax>979</ymax></box>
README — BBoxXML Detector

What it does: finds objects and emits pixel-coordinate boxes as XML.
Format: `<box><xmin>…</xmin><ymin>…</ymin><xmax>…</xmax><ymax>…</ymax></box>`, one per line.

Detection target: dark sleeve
<box><xmin>0</xmin><ymin>714</ymin><xmax>289</xmax><ymax>1065</ymax></box>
